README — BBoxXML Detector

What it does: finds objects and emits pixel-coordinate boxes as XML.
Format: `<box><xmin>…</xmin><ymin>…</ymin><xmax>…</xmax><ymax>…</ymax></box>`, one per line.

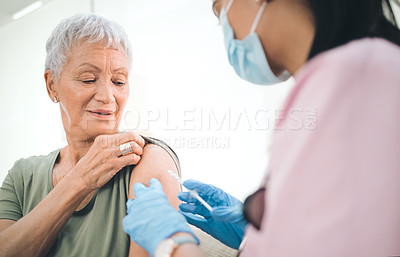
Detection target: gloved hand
<box><xmin>178</xmin><ymin>179</ymin><xmax>247</xmax><ymax>249</ymax></box>
<box><xmin>123</xmin><ymin>178</ymin><xmax>198</xmax><ymax>257</ymax></box>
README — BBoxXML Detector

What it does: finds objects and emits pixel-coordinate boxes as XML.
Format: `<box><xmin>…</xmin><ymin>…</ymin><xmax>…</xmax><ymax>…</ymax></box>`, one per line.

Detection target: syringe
<box><xmin>167</xmin><ymin>170</ymin><xmax>213</xmax><ymax>212</ymax></box>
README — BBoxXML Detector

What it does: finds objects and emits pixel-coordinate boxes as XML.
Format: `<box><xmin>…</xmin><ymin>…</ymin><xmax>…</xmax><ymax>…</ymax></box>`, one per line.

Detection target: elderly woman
<box><xmin>0</xmin><ymin>14</ymin><xmax>180</xmax><ymax>257</ymax></box>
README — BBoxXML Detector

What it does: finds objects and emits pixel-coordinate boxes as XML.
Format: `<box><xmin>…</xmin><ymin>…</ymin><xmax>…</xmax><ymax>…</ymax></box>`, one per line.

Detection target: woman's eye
<box><xmin>113</xmin><ymin>81</ymin><xmax>125</xmax><ymax>86</ymax></box>
<box><xmin>82</xmin><ymin>79</ymin><xmax>96</xmax><ymax>84</ymax></box>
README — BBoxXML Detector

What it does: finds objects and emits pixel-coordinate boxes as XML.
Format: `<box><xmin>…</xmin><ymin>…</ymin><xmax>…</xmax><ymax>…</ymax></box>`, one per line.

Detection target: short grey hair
<box><xmin>45</xmin><ymin>13</ymin><xmax>132</xmax><ymax>79</ymax></box>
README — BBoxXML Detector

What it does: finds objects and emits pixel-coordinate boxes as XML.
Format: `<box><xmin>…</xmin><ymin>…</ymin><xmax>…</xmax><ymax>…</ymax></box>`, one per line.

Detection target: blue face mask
<box><xmin>220</xmin><ymin>0</ymin><xmax>290</xmax><ymax>85</ymax></box>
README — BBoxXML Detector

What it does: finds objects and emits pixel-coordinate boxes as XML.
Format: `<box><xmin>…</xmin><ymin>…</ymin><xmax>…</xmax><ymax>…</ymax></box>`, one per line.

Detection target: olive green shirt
<box><xmin>0</xmin><ymin>137</ymin><xmax>180</xmax><ymax>257</ymax></box>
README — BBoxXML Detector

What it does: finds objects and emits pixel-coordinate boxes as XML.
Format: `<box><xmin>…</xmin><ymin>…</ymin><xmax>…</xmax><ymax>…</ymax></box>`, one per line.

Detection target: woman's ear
<box><xmin>45</xmin><ymin>70</ymin><xmax>58</xmax><ymax>103</ymax></box>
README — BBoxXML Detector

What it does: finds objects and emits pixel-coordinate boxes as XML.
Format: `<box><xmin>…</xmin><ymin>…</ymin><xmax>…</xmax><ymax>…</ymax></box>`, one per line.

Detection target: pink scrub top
<box><xmin>242</xmin><ymin>38</ymin><xmax>400</xmax><ymax>257</ymax></box>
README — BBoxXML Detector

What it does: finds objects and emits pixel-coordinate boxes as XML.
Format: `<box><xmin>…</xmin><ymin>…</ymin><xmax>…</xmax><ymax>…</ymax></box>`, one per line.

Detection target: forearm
<box><xmin>170</xmin><ymin>232</ymin><xmax>203</xmax><ymax>257</ymax></box>
<box><xmin>0</xmin><ymin>176</ymin><xmax>90</xmax><ymax>257</ymax></box>
<box><xmin>174</xmin><ymin>244</ymin><xmax>204</xmax><ymax>257</ymax></box>
<box><xmin>129</xmin><ymin>240</ymin><xmax>149</xmax><ymax>257</ymax></box>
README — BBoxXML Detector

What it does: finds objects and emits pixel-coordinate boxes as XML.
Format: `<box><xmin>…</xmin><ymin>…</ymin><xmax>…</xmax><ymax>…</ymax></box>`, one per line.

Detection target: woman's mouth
<box><xmin>88</xmin><ymin>109</ymin><xmax>115</xmax><ymax>119</ymax></box>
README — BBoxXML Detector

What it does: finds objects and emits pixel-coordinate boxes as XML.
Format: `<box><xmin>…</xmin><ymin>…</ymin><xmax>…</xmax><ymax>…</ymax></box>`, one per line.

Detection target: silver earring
<box><xmin>53</xmin><ymin>96</ymin><xmax>58</xmax><ymax>103</ymax></box>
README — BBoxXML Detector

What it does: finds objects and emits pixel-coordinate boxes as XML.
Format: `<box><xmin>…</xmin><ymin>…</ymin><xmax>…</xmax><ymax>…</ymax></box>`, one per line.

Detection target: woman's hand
<box><xmin>0</xmin><ymin>132</ymin><xmax>145</xmax><ymax>257</ymax></box>
<box><xmin>67</xmin><ymin>131</ymin><xmax>145</xmax><ymax>192</ymax></box>
<box><xmin>178</xmin><ymin>180</ymin><xmax>247</xmax><ymax>249</ymax></box>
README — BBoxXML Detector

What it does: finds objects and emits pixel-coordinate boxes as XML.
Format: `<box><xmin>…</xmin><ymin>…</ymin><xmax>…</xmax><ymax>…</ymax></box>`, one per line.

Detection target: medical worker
<box><xmin>123</xmin><ymin>0</ymin><xmax>400</xmax><ymax>256</ymax></box>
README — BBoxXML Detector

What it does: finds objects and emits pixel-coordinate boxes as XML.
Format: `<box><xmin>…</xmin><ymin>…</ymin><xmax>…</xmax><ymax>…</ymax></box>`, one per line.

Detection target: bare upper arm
<box><xmin>127</xmin><ymin>143</ymin><xmax>182</xmax><ymax>257</ymax></box>
<box><xmin>128</xmin><ymin>142</ymin><xmax>181</xmax><ymax>208</ymax></box>
<box><xmin>0</xmin><ymin>219</ymin><xmax>16</xmax><ymax>234</ymax></box>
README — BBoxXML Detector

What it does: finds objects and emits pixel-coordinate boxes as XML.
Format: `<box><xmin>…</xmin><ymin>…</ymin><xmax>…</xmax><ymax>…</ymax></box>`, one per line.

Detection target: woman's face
<box><xmin>47</xmin><ymin>40</ymin><xmax>129</xmax><ymax>141</ymax></box>
<box><xmin>212</xmin><ymin>0</ymin><xmax>315</xmax><ymax>75</ymax></box>
<box><xmin>213</xmin><ymin>0</ymin><xmax>262</xmax><ymax>40</ymax></box>
<box><xmin>212</xmin><ymin>0</ymin><xmax>284</xmax><ymax>74</ymax></box>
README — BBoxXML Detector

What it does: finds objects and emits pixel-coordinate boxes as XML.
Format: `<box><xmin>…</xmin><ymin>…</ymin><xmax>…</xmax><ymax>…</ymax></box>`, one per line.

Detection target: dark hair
<box><xmin>308</xmin><ymin>0</ymin><xmax>400</xmax><ymax>59</ymax></box>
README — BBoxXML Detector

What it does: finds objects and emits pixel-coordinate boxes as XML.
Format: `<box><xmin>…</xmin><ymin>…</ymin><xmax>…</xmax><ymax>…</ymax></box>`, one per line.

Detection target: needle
<box><xmin>167</xmin><ymin>170</ymin><xmax>213</xmax><ymax>212</ymax></box>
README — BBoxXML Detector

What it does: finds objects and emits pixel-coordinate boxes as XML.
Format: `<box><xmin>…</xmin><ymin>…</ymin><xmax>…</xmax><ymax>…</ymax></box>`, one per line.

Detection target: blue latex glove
<box><xmin>178</xmin><ymin>179</ymin><xmax>247</xmax><ymax>249</ymax></box>
<box><xmin>123</xmin><ymin>178</ymin><xmax>198</xmax><ymax>257</ymax></box>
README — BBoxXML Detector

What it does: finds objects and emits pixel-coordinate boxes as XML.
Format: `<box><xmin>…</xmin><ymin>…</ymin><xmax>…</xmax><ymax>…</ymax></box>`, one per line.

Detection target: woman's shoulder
<box><xmin>279</xmin><ymin>38</ymin><xmax>400</xmax><ymax>128</ymax></box>
<box><xmin>141</xmin><ymin>136</ymin><xmax>181</xmax><ymax>176</ymax></box>
<box><xmin>290</xmin><ymin>38</ymin><xmax>400</xmax><ymax>100</ymax></box>
<box><xmin>324</xmin><ymin>38</ymin><xmax>399</xmax><ymax>61</ymax></box>
<box><xmin>8</xmin><ymin>149</ymin><xmax>60</xmax><ymax>179</ymax></box>
<box><xmin>297</xmin><ymin>38</ymin><xmax>400</xmax><ymax>80</ymax></box>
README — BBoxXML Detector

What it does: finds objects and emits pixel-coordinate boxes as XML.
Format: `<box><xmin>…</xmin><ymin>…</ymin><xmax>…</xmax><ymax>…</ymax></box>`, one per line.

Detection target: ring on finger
<box><xmin>119</xmin><ymin>142</ymin><xmax>133</xmax><ymax>156</ymax></box>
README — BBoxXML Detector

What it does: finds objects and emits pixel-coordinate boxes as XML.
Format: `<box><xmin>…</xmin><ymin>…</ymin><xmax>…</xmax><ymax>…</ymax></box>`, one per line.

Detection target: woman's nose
<box><xmin>94</xmin><ymin>80</ymin><xmax>115</xmax><ymax>104</ymax></box>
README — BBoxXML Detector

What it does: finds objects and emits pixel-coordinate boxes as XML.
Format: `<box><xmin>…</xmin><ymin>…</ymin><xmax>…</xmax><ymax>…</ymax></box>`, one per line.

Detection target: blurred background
<box><xmin>1</xmin><ymin>0</ymin><xmax>328</xmax><ymax>201</ymax></box>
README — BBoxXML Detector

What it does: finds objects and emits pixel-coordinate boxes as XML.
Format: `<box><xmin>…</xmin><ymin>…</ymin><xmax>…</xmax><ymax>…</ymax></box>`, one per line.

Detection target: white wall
<box><xmin>0</xmin><ymin>0</ymin><xmax>293</xmax><ymax>200</ymax></box>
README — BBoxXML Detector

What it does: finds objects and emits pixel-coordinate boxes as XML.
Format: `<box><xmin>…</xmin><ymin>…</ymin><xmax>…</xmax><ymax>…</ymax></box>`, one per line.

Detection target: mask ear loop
<box><xmin>250</xmin><ymin>1</ymin><xmax>267</xmax><ymax>34</ymax></box>
<box><xmin>225</xmin><ymin>0</ymin><xmax>235</xmax><ymax>13</ymax></box>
